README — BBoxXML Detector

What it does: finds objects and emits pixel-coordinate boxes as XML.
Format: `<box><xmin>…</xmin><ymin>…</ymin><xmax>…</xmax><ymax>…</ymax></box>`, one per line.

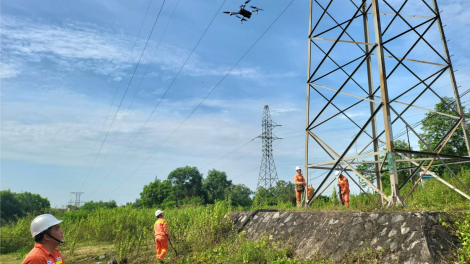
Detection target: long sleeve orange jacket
<box><xmin>154</xmin><ymin>218</ymin><xmax>170</xmax><ymax>238</ymax></box>
<box><xmin>338</xmin><ymin>176</ymin><xmax>350</xmax><ymax>194</ymax></box>
<box><xmin>294</xmin><ymin>174</ymin><xmax>305</xmax><ymax>185</ymax></box>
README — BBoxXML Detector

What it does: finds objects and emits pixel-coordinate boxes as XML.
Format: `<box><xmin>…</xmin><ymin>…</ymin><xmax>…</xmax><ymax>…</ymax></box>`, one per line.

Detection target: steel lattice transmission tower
<box><xmin>71</xmin><ymin>192</ymin><xmax>84</xmax><ymax>208</ymax></box>
<box><xmin>305</xmin><ymin>0</ymin><xmax>470</xmax><ymax>207</ymax></box>
<box><xmin>257</xmin><ymin>105</ymin><xmax>282</xmax><ymax>191</ymax></box>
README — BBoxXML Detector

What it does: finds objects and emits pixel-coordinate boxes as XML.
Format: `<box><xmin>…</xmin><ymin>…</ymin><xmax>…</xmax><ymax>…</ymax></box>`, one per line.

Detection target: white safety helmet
<box><xmin>335</xmin><ymin>171</ymin><xmax>341</xmax><ymax>177</ymax></box>
<box><xmin>31</xmin><ymin>214</ymin><xmax>63</xmax><ymax>237</ymax></box>
<box><xmin>155</xmin><ymin>210</ymin><xmax>163</xmax><ymax>217</ymax></box>
<box><xmin>295</xmin><ymin>166</ymin><xmax>301</xmax><ymax>171</ymax></box>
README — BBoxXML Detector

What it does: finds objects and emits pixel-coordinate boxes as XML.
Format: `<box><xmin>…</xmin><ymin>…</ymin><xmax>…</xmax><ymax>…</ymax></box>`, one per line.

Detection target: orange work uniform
<box><xmin>307</xmin><ymin>186</ymin><xmax>314</xmax><ymax>200</ymax></box>
<box><xmin>338</xmin><ymin>175</ymin><xmax>350</xmax><ymax>206</ymax></box>
<box><xmin>154</xmin><ymin>218</ymin><xmax>171</xmax><ymax>260</ymax></box>
<box><xmin>22</xmin><ymin>243</ymin><xmax>64</xmax><ymax>264</ymax></box>
<box><xmin>294</xmin><ymin>173</ymin><xmax>305</xmax><ymax>207</ymax></box>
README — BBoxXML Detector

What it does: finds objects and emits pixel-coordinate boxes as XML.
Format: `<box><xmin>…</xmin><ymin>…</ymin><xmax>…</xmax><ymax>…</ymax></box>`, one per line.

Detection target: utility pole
<box><xmin>256</xmin><ymin>105</ymin><xmax>281</xmax><ymax>193</ymax></box>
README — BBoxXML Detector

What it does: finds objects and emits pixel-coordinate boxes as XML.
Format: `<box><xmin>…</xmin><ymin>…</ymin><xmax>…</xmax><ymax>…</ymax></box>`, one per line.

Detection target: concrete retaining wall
<box><xmin>231</xmin><ymin>211</ymin><xmax>459</xmax><ymax>263</ymax></box>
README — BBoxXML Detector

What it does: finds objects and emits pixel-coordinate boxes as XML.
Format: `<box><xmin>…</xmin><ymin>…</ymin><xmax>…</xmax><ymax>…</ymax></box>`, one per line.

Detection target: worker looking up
<box><xmin>336</xmin><ymin>171</ymin><xmax>350</xmax><ymax>207</ymax></box>
<box><xmin>23</xmin><ymin>214</ymin><xmax>65</xmax><ymax>264</ymax></box>
<box><xmin>294</xmin><ymin>166</ymin><xmax>306</xmax><ymax>207</ymax></box>
<box><xmin>154</xmin><ymin>210</ymin><xmax>171</xmax><ymax>262</ymax></box>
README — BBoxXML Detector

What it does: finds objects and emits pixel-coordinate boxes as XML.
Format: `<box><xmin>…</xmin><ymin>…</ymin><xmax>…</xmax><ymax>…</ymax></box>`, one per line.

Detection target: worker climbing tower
<box><xmin>305</xmin><ymin>0</ymin><xmax>470</xmax><ymax>207</ymax></box>
<box><xmin>257</xmin><ymin>105</ymin><xmax>281</xmax><ymax>191</ymax></box>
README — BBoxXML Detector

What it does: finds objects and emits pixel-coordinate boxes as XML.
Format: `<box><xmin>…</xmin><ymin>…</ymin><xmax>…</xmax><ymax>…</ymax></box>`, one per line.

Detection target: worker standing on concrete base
<box><xmin>307</xmin><ymin>185</ymin><xmax>314</xmax><ymax>201</ymax></box>
<box><xmin>336</xmin><ymin>171</ymin><xmax>350</xmax><ymax>207</ymax></box>
<box><xmin>154</xmin><ymin>210</ymin><xmax>171</xmax><ymax>262</ymax></box>
<box><xmin>294</xmin><ymin>166</ymin><xmax>306</xmax><ymax>207</ymax></box>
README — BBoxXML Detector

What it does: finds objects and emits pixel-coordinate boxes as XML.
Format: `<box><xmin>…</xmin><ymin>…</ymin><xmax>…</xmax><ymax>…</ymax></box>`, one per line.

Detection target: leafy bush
<box><xmin>455</xmin><ymin>209</ymin><xmax>470</xmax><ymax>262</ymax></box>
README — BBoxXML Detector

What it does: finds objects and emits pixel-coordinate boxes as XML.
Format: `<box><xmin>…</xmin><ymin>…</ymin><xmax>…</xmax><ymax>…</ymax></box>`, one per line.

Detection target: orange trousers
<box><xmin>342</xmin><ymin>192</ymin><xmax>350</xmax><ymax>206</ymax></box>
<box><xmin>155</xmin><ymin>236</ymin><xmax>168</xmax><ymax>260</ymax></box>
<box><xmin>296</xmin><ymin>191</ymin><xmax>302</xmax><ymax>207</ymax></box>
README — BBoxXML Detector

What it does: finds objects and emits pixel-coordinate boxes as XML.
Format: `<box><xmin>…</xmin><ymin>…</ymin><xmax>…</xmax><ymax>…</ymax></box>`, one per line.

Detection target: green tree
<box><xmin>252</xmin><ymin>180</ymin><xmax>298</xmax><ymax>206</ymax></box>
<box><xmin>0</xmin><ymin>190</ymin><xmax>22</xmax><ymax>223</ymax></box>
<box><xmin>203</xmin><ymin>169</ymin><xmax>232</xmax><ymax>203</ymax></box>
<box><xmin>420</xmin><ymin>96</ymin><xmax>470</xmax><ymax>155</ymax></box>
<box><xmin>80</xmin><ymin>200</ymin><xmax>117</xmax><ymax>211</ymax></box>
<box><xmin>140</xmin><ymin>179</ymin><xmax>173</xmax><ymax>207</ymax></box>
<box><xmin>225</xmin><ymin>184</ymin><xmax>253</xmax><ymax>207</ymax></box>
<box><xmin>272</xmin><ymin>180</ymin><xmax>296</xmax><ymax>203</ymax></box>
<box><xmin>16</xmin><ymin>192</ymin><xmax>51</xmax><ymax>215</ymax></box>
<box><xmin>167</xmin><ymin>166</ymin><xmax>205</xmax><ymax>203</ymax></box>
<box><xmin>419</xmin><ymin>96</ymin><xmax>470</xmax><ymax>175</ymax></box>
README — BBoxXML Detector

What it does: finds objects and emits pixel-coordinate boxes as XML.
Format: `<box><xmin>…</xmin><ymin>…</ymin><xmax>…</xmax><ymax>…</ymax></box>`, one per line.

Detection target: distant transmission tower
<box><xmin>71</xmin><ymin>192</ymin><xmax>84</xmax><ymax>208</ymax></box>
<box><xmin>256</xmin><ymin>105</ymin><xmax>282</xmax><ymax>191</ymax></box>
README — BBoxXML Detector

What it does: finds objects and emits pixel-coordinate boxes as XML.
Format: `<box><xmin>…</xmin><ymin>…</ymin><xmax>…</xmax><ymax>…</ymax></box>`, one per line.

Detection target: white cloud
<box><xmin>0</xmin><ymin>61</ymin><xmax>21</xmax><ymax>78</ymax></box>
<box><xmin>1</xmin><ymin>15</ymin><xmax>137</xmax><ymax>78</ymax></box>
<box><xmin>1</xmin><ymin>15</ymin><xmax>300</xmax><ymax>81</ymax></box>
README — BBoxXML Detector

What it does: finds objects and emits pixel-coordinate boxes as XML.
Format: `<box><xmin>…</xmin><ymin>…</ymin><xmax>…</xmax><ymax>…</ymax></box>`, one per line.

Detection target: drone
<box><xmin>223</xmin><ymin>0</ymin><xmax>263</xmax><ymax>24</ymax></box>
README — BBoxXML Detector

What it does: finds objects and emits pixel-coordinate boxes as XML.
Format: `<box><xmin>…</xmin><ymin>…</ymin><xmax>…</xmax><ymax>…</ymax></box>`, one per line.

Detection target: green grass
<box><xmin>3</xmin><ymin>170</ymin><xmax>470</xmax><ymax>263</ymax></box>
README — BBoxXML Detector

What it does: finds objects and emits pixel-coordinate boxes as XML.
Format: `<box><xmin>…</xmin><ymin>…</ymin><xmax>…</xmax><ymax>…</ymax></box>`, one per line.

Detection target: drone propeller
<box><xmin>223</xmin><ymin>11</ymin><xmax>230</xmax><ymax>14</ymax></box>
<box><xmin>250</xmin><ymin>6</ymin><xmax>263</xmax><ymax>11</ymax></box>
<box><xmin>235</xmin><ymin>15</ymin><xmax>247</xmax><ymax>21</ymax></box>
<box><xmin>240</xmin><ymin>0</ymin><xmax>251</xmax><ymax>8</ymax></box>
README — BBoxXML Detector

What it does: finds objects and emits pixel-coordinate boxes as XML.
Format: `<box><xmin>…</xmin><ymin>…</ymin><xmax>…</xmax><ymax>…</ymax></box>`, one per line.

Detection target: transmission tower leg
<box><xmin>431</xmin><ymin>0</ymin><xmax>470</xmax><ymax>155</ymax></box>
<box><xmin>371</xmin><ymin>0</ymin><xmax>401</xmax><ymax>205</ymax></box>
<box><xmin>304</xmin><ymin>0</ymin><xmax>313</xmax><ymax>207</ymax></box>
<box><xmin>362</xmin><ymin>1</ymin><xmax>382</xmax><ymax>204</ymax></box>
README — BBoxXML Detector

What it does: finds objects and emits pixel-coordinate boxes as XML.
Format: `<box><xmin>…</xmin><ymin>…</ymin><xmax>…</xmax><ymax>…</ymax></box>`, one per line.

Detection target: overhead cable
<box><xmin>85</xmin><ymin>0</ymin><xmax>182</xmax><ymax>198</ymax></box>
<box><xmin>79</xmin><ymin>0</ymin><xmax>167</xmax><ymax>191</ymax></box>
<box><xmin>87</xmin><ymin>0</ymin><xmax>229</xmax><ymax>200</ymax></box>
<box><xmin>76</xmin><ymin>0</ymin><xmax>155</xmax><ymax>188</ymax></box>
<box><xmin>100</xmin><ymin>0</ymin><xmax>297</xmax><ymax>200</ymax></box>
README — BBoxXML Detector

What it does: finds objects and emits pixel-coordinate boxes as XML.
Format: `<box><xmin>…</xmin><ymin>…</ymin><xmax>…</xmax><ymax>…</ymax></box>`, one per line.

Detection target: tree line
<box><xmin>0</xmin><ymin>190</ymin><xmax>51</xmax><ymax>224</ymax></box>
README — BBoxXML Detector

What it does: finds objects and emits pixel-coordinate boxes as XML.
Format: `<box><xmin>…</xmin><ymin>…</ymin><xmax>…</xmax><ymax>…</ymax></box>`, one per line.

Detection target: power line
<box><xmin>85</xmin><ymin>0</ymin><xmax>229</xmax><ymax>199</ymax></box>
<box><xmin>87</xmin><ymin>0</ymin><xmax>182</xmax><ymax>188</ymax></box>
<box><xmin>200</xmin><ymin>138</ymin><xmax>256</xmax><ymax>170</ymax></box>
<box><xmin>76</xmin><ymin>0</ymin><xmax>155</xmax><ymax>189</ymax></box>
<box><xmin>79</xmin><ymin>0</ymin><xmax>167</xmax><ymax>192</ymax></box>
<box><xmin>100</xmin><ymin>0</ymin><xmax>297</xmax><ymax>200</ymax></box>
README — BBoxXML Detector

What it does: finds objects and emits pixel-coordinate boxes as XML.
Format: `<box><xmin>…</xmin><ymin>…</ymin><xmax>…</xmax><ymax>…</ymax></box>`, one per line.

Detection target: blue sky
<box><xmin>2</xmin><ymin>0</ymin><xmax>470</xmax><ymax>207</ymax></box>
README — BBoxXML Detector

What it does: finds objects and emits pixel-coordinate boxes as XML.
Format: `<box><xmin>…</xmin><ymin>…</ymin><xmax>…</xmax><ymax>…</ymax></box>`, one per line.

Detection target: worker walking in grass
<box><xmin>23</xmin><ymin>214</ymin><xmax>65</xmax><ymax>264</ymax></box>
<box><xmin>154</xmin><ymin>210</ymin><xmax>171</xmax><ymax>262</ymax></box>
<box><xmin>336</xmin><ymin>171</ymin><xmax>350</xmax><ymax>207</ymax></box>
<box><xmin>294</xmin><ymin>166</ymin><xmax>306</xmax><ymax>207</ymax></box>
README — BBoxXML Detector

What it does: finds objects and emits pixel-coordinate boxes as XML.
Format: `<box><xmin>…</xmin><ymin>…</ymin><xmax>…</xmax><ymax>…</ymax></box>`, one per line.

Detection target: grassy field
<box><xmin>2</xmin><ymin>171</ymin><xmax>470</xmax><ymax>263</ymax></box>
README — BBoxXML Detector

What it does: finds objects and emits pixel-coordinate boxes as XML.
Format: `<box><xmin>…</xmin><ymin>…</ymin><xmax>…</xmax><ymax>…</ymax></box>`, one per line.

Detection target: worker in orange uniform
<box><xmin>23</xmin><ymin>214</ymin><xmax>65</xmax><ymax>264</ymax></box>
<box><xmin>307</xmin><ymin>185</ymin><xmax>314</xmax><ymax>201</ymax></box>
<box><xmin>154</xmin><ymin>210</ymin><xmax>171</xmax><ymax>262</ymax></box>
<box><xmin>294</xmin><ymin>166</ymin><xmax>306</xmax><ymax>207</ymax></box>
<box><xmin>336</xmin><ymin>171</ymin><xmax>350</xmax><ymax>206</ymax></box>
